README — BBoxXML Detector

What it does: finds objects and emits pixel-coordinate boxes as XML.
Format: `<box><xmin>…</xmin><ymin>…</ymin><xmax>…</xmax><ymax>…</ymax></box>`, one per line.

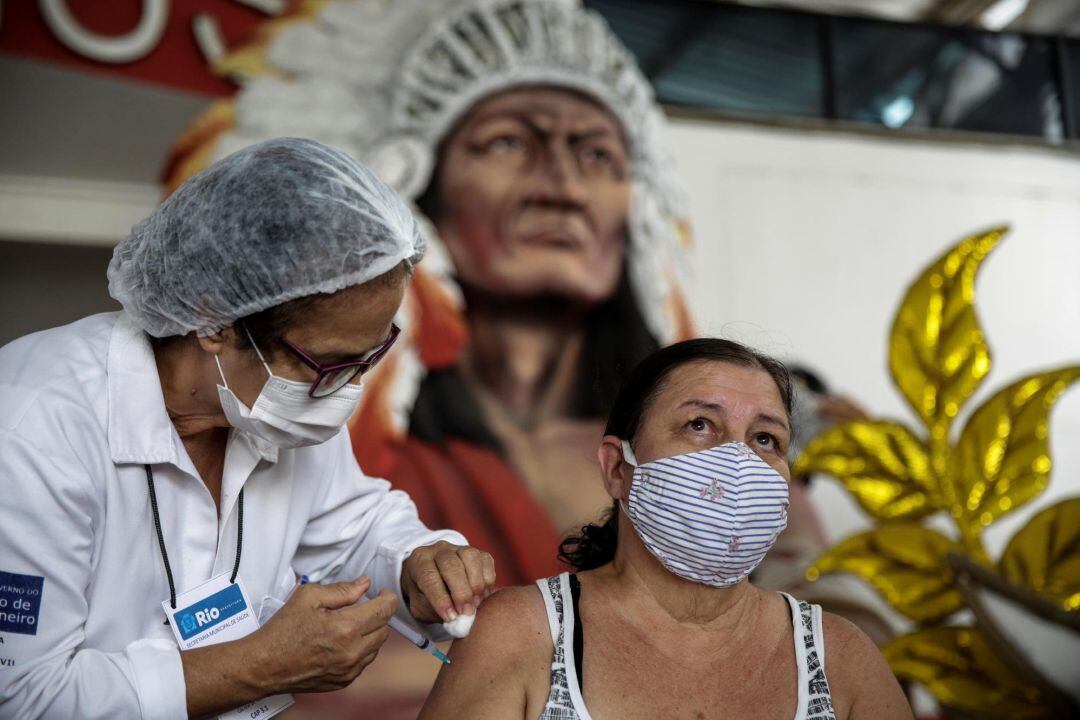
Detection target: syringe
<box><xmin>298</xmin><ymin>575</ymin><xmax>451</xmax><ymax>664</ymax></box>
<box><xmin>387</xmin><ymin>616</ymin><xmax>451</xmax><ymax>664</ymax></box>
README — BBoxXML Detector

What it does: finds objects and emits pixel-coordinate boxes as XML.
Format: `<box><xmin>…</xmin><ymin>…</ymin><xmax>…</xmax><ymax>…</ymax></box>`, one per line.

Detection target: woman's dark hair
<box><xmin>558</xmin><ymin>338</ymin><xmax>794</xmax><ymax>571</ymax></box>
<box><xmin>234</xmin><ymin>294</ymin><xmax>321</xmax><ymax>356</ymax></box>
<box><xmin>789</xmin><ymin>364</ymin><xmax>829</xmax><ymax>395</ymax></box>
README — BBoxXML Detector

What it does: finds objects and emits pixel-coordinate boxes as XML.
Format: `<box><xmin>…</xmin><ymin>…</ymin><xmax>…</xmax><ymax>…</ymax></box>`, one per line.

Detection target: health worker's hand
<box><xmin>242</xmin><ymin>576</ymin><xmax>396</xmax><ymax>694</ymax></box>
<box><xmin>400</xmin><ymin>541</ymin><xmax>496</xmax><ymax>623</ymax></box>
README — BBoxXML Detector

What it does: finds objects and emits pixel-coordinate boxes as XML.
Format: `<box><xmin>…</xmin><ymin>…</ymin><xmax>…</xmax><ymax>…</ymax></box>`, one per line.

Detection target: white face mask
<box><xmin>215</xmin><ymin>338</ymin><xmax>363</xmax><ymax>449</ymax></box>
<box><xmin>621</xmin><ymin>440</ymin><xmax>789</xmax><ymax>588</ymax></box>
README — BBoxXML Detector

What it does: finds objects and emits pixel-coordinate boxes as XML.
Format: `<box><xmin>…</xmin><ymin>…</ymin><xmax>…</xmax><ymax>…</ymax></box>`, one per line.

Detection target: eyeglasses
<box><xmin>279</xmin><ymin>324</ymin><xmax>401</xmax><ymax>398</ymax></box>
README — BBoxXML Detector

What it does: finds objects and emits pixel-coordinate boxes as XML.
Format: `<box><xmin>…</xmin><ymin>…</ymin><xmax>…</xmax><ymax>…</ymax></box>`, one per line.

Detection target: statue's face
<box><xmin>433</xmin><ymin>87</ymin><xmax>631</xmax><ymax>304</ymax></box>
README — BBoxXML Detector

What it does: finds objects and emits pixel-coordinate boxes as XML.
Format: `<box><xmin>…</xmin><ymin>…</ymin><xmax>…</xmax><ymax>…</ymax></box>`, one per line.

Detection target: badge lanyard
<box><xmin>145</xmin><ymin>464</ymin><xmax>244</xmax><ymax>615</ymax></box>
<box><xmin>146</xmin><ymin>466</ymin><xmax>294</xmax><ymax>719</ymax></box>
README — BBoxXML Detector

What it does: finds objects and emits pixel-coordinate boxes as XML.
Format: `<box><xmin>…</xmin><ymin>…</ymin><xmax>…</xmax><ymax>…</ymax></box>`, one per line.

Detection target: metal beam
<box><xmin>926</xmin><ymin>0</ymin><xmax>1002</xmax><ymax>24</ymax></box>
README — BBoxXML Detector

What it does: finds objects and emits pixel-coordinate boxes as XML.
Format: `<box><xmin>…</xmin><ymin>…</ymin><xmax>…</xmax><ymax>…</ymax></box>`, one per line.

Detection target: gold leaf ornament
<box><xmin>794</xmin><ymin>421</ymin><xmax>938</xmax><ymax>520</ymax></box>
<box><xmin>884</xmin><ymin>627</ymin><xmax>1050</xmax><ymax>719</ymax></box>
<box><xmin>804</xmin><ymin>227</ymin><xmax>1080</xmax><ymax>714</ymax></box>
<box><xmin>810</xmin><ymin>524</ymin><xmax>963</xmax><ymax>622</ymax></box>
<box><xmin>888</xmin><ymin>227</ymin><xmax>1004</xmax><ymax>475</ymax></box>
<box><xmin>951</xmin><ymin>368</ymin><xmax>1080</xmax><ymax>533</ymax></box>
<box><xmin>999</xmin><ymin>497</ymin><xmax>1080</xmax><ymax>610</ymax></box>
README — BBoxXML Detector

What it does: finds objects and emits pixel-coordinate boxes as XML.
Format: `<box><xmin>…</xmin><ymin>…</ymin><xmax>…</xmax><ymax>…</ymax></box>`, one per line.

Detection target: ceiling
<box><xmin>727</xmin><ymin>0</ymin><xmax>1080</xmax><ymax>35</ymax></box>
<box><xmin>2</xmin><ymin>0</ymin><xmax>1075</xmax><ymax>190</ymax></box>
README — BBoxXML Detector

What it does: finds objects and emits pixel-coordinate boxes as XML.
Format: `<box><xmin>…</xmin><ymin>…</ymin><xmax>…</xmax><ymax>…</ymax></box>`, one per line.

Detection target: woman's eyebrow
<box><xmin>312</xmin><ymin>350</ymin><xmax>359</xmax><ymax>364</ymax></box>
<box><xmin>755</xmin><ymin>413</ymin><xmax>791</xmax><ymax>434</ymax></box>
<box><xmin>678</xmin><ymin>399</ymin><xmax>726</xmax><ymax>414</ymax></box>
<box><xmin>678</xmin><ymin>400</ymin><xmax>790</xmax><ymax>434</ymax></box>
<box><xmin>304</xmin><ymin>327</ymin><xmax>394</xmax><ymax>364</ymax></box>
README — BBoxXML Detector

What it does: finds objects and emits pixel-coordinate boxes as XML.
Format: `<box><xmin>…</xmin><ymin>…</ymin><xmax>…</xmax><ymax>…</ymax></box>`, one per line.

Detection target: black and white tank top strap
<box><xmin>537</xmin><ymin>573</ymin><xmax>591</xmax><ymax>720</ymax></box>
<box><xmin>782</xmin><ymin>591</ymin><xmax>837</xmax><ymax>720</ymax></box>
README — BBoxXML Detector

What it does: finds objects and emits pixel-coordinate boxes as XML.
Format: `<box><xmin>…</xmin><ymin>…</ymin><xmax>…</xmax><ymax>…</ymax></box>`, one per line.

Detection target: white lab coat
<box><xmin>0</xmin><ymin>312</ymin><xmax>467</xmax><ymax>720</ymax></box>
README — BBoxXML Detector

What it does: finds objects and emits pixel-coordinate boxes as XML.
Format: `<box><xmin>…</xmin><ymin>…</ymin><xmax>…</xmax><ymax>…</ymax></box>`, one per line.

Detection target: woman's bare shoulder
<box><xmin>475</xmin><ymin>585</ymin><xmax>551</xmax><ymax>638</ymax></box>
<box><xmin>447</xmin><ymin>584</ymin><xmax>553</xmax><ymax>670</ymax></box>
<box><xmin>419</xmin><ymin>584</ymin><xmax>554</xmax><ymax>719</ymax></box>
<box><xmin>820</xmin><ymin>611</ymin><xmax>913</xmax><ymax>720</ymax></box>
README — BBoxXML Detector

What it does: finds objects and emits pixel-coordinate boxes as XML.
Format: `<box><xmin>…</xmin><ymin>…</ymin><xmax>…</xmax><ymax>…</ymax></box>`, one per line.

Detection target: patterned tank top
<box><xmin>536</xmin><ymin>573</ymin><xmax>836</xmax><ymax>720</ymax></box>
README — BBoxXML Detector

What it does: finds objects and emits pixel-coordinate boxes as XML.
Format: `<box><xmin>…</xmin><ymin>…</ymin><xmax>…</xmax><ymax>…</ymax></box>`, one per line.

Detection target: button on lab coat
<box><xmin>0</xmin><ymin>312</ymin><xmax>467</xmax><ymax>719</ymax></box>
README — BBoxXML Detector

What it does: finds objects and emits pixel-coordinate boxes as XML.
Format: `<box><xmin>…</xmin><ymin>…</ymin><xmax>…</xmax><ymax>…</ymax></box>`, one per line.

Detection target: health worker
<box><xmin>0</xmin><ymin>138</ymin><xmax>496</xmax><ymax>720</ymax></box>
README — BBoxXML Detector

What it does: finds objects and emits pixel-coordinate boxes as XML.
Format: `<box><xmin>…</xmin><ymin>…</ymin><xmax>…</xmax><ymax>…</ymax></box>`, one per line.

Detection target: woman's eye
<box><xmin>754</xmin><ymin>433</ymin><xmax>778</xmax><ymax>450</ymax></box>
<box><xmin>687</xmin><ymin>418</ymin><xmax>709</xmax><ymax>433</ymax></box>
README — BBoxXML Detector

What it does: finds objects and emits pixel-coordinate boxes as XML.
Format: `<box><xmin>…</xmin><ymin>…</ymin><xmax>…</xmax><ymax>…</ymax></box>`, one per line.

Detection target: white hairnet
<box><xmin>108</xmin><ymin>137</ymin><xmax>424</xmax><ymax>337</ymax></box>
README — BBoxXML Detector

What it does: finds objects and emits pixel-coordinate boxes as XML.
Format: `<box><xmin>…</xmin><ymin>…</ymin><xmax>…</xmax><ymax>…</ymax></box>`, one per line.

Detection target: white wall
<box><xmin>0</xmin><ymin>175</ymin><xmax>152</xmax><ymax>345</ymax></box>
<box><xmin>668</xmin><ymin>118</ymin><xmax>1080</xmax><ymax>557</ymax></box>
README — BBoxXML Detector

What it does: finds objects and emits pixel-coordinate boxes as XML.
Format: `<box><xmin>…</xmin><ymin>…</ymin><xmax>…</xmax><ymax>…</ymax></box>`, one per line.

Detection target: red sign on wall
<box><xmin>0</xmin><ymin>1</ymin><xmax>275</xmax><ymax>96</ymax></box>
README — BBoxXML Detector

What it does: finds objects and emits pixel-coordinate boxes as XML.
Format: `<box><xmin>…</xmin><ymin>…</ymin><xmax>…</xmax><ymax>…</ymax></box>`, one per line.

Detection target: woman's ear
<box><xmin>598</xmin><ymin>435</ymin><xmax>633</xmax><ymax>502</ymax></box>
<box><xmin>196</xmin><ymin>328</ymin><xmax>233</xmax><ymax>356</ymax></box>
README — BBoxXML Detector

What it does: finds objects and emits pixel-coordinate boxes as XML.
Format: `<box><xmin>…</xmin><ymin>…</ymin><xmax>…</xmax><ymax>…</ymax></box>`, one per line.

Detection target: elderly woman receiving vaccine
<box><xmin>421</xmin><ymin>339</ymin><xmax>912</xmax><ymax>720</ymax></box>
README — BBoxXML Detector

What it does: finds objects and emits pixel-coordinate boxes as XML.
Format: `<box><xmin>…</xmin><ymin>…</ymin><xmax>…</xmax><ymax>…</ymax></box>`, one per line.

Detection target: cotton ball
<box><xmin>443</xmin><ymin>613</ymin><xmax>475</xmax><ymax>639</ymax></box>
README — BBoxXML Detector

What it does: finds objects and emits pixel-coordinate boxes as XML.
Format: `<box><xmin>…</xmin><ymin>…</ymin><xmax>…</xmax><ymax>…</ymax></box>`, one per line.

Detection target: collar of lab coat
<box><xmin>106</xmin><ymin>313</ymin><xmax>279</xmax><ymax>467</ymax></box>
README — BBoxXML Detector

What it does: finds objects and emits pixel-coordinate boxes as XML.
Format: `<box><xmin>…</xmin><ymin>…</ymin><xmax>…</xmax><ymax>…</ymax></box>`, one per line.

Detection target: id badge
<box><xmin>163</xmin><ymin>573</ymin><xmax>294</xmax><ymax>720</ymax></box>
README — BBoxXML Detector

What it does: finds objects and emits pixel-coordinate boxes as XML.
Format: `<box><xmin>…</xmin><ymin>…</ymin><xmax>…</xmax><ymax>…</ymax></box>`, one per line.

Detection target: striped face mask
<box><xmin>621</xmin><ymin>440</ymin><xmax>790</xmax><ymax>588</ymax></box>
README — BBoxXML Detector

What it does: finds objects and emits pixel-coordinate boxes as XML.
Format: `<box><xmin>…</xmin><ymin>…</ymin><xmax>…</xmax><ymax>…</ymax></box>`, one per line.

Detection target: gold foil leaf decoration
<box><xmin>889</xmin><ymin>227</ymin><xmax>1004</xmax><ymax>444</ymax></box>
<box><xmin>884</xmin><ymin>627</ymin><xmax>1050</xmax><ymax>719</ymax></box>
<box><xmin>1000</xmin><ymin>497</ymin><xmax>1080</xmax><ymax>610</ymax></box>
<box><xmin>811</xmin><ymin>524</ymin><xmax>962</xmax><ymax>622</ymax></box>
<box><xmin>794</xmin><ymin>421</ymin><xmax>938</xmax><ymax>520</ymax></box>
<box><xmin>805</xmin><ymin>227</ymin><xmax>1079</xmax><ymax>713</ymax></box>
<box><xmin>951</xmin><ymin>367</ymin><xmax>1080</xmax><ymax>531</ymax></box>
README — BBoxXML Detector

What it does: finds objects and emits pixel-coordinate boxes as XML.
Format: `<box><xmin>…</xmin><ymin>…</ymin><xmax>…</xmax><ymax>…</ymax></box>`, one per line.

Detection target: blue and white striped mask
<box><xmin>621</xmin><ymin>440</ymin><xmax>790</xmax><ymax>588</ymax></box>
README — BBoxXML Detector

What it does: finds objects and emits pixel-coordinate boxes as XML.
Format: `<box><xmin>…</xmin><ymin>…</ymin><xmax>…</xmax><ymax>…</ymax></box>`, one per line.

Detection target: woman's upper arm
<box><xmin>822</xmin><ymin>612</ymin><xmax>914</xmax><ymax>720</ymax></box>
<box><xmin>420</xmin><ymin>585</ymin><xmax>553</xmax><ymax>720</ymax></box>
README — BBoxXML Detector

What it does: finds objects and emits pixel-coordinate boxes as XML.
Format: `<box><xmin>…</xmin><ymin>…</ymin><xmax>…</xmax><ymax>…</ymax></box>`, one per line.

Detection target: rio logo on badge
<box><xmin>173</xmin><ymin>584</ymin><xmax>247</xmax><ymax>641</ymax></box>
<box><xmin>177</xmin><ymin>607</ymin><xmax>228</xmax><ymax>635</ymax></box>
